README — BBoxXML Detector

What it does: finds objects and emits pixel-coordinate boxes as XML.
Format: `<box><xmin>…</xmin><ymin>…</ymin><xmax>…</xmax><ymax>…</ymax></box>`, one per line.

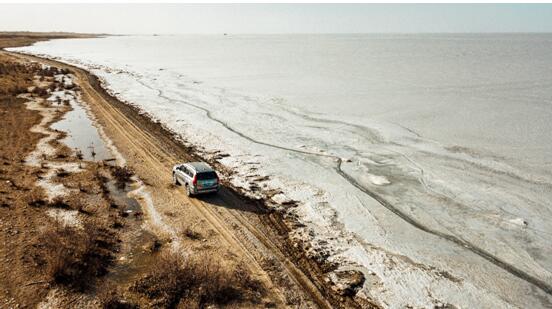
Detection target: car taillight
<box><xmin>192</xmin><ymin>175</ymin><xmax>197</xmax><ymax>186</ymax></box>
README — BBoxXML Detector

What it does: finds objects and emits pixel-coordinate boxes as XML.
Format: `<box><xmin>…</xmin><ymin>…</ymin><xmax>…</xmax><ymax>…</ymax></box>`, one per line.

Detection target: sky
<box><xmin>1</xmin><ymin>4</ymin><xmax>552</xmax><ymax>34</ymax></box>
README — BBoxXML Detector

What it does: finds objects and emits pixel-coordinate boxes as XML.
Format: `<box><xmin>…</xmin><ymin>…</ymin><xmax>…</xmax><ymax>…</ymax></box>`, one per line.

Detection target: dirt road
<box><xmin>7</xmin><ymin>51</ymin><xmax>374</xmax><ymax>308</ymax></box>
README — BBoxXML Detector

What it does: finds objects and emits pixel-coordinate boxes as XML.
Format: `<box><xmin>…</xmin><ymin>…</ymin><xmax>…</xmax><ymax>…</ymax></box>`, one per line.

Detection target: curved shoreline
<box><xmin>132</xmin><ymin>65</ymin><xmax>552</xmax><ymax>296</ymax></box>
<box><xmin>5</xmin><ymin>49</ymin><xmax>378</xmax><ymax>308</ymax></box>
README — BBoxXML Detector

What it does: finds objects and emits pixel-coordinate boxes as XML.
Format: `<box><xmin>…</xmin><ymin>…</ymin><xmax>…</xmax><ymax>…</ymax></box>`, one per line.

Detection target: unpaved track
<box><xmin>7</xmin><ymin>51</ymin><xmax>369</xmax><ymax>309</ymax></box>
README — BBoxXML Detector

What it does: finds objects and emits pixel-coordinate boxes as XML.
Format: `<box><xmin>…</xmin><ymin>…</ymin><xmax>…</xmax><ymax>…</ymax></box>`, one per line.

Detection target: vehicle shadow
<box><xmin>194</xmin><ymin>186</ymin><xmax>267</xmax><ymax>215</ymax></box>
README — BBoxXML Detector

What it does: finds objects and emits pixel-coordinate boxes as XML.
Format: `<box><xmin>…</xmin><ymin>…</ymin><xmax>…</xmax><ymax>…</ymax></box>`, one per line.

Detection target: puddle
<box><xmin>104</xmin><ymin>179</ymin><xmax>160</xmax><ymax>284</ymax></box>
<box><xmin>107</xmin><ymin>228</ymin><xmax>160</xmax><ymax>285</ymax></box>
<box><xmin>106</xmin><ymin>180</ymin><xmax>141</xmax><ymax>212</ymax></box>
<box><xmin>51</xmin><ymin>98</ymin><xmax>113</xmax><ymax>161</ymax></box>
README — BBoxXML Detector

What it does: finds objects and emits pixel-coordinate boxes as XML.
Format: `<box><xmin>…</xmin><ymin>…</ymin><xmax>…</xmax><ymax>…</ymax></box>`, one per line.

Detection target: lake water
<box><xmin>12</xmin><ymin>34</ymin><xmax>552</xmax><ymax>308</ymax></box>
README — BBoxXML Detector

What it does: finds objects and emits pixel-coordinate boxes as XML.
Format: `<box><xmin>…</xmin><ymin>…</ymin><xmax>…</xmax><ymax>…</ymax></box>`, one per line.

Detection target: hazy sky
<box><xmin>2</xmin><ymin>4</ymin><xmax>552</xmax><ymax>34</ymax></box>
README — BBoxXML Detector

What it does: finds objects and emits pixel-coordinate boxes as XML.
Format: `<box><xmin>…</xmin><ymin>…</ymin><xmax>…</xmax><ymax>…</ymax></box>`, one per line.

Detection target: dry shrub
<box><xmin>148</xmin><ymin>238</ymin><xmax>162</xmax><ymax>253</ymax></box>
<box><xmin>56</xmin><ymin>168</ymin><xmax>70</xmax><ymax>177</ymax></box>
<box><xmin>132</xmin><ymin>252</ymin><xmax>263</xmax><ymax>308</ymax></box>
<box><xmin>60</xmin><ymin>68</ymin><xmax>72</xmax><ymax>75</ymax></box>
<box><xmin>37</xmin><ymin>66</ymin><xmax>60</xmax><ymax>77</ymax></box>
<box><xmin>31</xmin><ymin>86</ymin><xmax>48</xmax><ymax>97</ymax></box>
<box><xmin>27</xmin><ymin>189</ymin><xmax>46</xmax><ymax>207</ymax></box>
<box><xmin>48</xmin><ymin>196</ymin><xmax>71</xmax><ymax>209</ymax></box>
<box><xmin>111</xmin><ymin>166</ymin><xmax>134</xmax><ymax>189</ymax></box>
<box><xmin>36</xmin><ymin>222</ymin><xmax>116</xmax><ymax>291</ymax></box>
<box><xmin>111</xmin><ymin>220</ymin><xmax>124</xmax><ymax>229</ymax></box>
<box><xmin>183</xmin><ymin>227</ymin><xmax>202</xmax><ymax>240</ymax></box>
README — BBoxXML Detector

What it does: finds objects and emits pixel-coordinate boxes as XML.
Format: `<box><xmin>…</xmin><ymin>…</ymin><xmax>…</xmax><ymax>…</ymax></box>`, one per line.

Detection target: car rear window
<box><xmin>196</xmin><ymin>171</ymin><xmax>217</xmax><ymax>180</ymax></box>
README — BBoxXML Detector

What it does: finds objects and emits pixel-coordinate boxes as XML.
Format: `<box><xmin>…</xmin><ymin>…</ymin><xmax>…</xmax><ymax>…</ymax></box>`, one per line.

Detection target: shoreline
<box><xmin>1</xmin><ymin>40</ymin><xmax>375</xmax><ymax>308</ymax></box>
<box><xmin>34</xmin><ymin>51</ymin><xmax>375</xmax><ymax>308</ymax></box>
<box><xmin>6</xmin><ymin>33</ymin><xmax>552</xmax><ymax>308</ymax></box>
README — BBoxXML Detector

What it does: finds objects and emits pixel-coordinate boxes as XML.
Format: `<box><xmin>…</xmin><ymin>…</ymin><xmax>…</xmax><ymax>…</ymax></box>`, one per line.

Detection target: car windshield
<box><xmin>196</xmin><ymin>171</ymin><xmax>217</xmax><ymax>180</ymax></box>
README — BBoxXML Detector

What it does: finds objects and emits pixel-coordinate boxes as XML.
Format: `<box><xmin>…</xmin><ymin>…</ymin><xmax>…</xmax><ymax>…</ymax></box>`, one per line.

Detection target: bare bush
<box><xmin>36</xmin><ymin>222</ymin><xmax>116</xmax><ymax>291</ymax></box>
<box><xmin>37</xmin><ymin>66</ymin><xmax>60</xmax><ymax>77</ymax></box>
<box><xmin>27</xmin><ymin>189</ymin><xmax>46</xmax><ymax>207</ymax></box>
<box><xmin>183</xmin><ymin>227</ymin><xmax>202</xmax><ymax>240</ymax></box>
<box><xmin>31</xmin><ymin>86</ymin><xmax>48</xmax><ymax>97</ymax></box>
<box><xmin>56</xmin><ymin>168</ymin><xmax>70</xmax><ymax>178</ymax></box>
<box><xmin>132</xmin><ymin>252</ymin><xmax>263</xmax><ymax>308</ymax></box>
<box><xmin>111</xmin><ymin>166</ymin><xmax>134</xmax><ymax>189</ymax></box>
<box><xmin>48</xmin><ymin>196</ymin><xmax>70</xmax><ymax>209</ymax></box>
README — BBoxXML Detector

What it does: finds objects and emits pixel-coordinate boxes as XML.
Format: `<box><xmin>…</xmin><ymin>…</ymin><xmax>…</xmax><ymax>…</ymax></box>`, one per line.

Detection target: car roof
<box><xmin>184</xmin><ymin>162</ymin><xmax>214</xmax><ymax>173</ymax></box>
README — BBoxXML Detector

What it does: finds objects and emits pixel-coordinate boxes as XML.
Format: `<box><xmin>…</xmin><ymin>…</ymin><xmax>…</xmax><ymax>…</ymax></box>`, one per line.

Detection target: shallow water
<box><xmin>51</xmin><ymin>94</ymin><xmax>113</xmax><ymax>161</ymax></box>
<box><xmin>12</xmin><ymin>34</ymin><xmax>552</xmax><ymax>308</ymax></box>
<box><xmin>103</xmin><ymin>180</ymin><xmax>157</xmax><ymax>285</ymax></box>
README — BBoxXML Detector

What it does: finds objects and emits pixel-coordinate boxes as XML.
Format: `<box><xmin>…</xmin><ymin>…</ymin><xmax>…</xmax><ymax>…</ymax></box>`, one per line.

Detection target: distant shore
<box><xmin>0</xmin><ymin>31</ymin><xmax>102</xmax><ymax>49</ymax></box>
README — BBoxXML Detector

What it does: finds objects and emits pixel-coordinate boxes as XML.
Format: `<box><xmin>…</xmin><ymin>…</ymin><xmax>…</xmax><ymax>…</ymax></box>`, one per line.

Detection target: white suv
<box><xmin>172</xmin><ymin>162</ymin><xmax>219</xmax><ymax>196</ymax></box>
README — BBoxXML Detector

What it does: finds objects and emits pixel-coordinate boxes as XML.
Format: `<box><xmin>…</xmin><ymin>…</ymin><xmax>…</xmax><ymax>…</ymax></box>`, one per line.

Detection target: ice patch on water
<box><xmin>366</xmin><ymin>174</ymin><xmax>390</xmax><ymax>186</ymax></box>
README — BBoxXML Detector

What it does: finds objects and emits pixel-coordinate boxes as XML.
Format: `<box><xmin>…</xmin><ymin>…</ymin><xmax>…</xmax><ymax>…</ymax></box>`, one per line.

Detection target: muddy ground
<box><xmin>1</xmin><ymin>34</ymin><xmax>379</xmax><ymax>309</ymax></box>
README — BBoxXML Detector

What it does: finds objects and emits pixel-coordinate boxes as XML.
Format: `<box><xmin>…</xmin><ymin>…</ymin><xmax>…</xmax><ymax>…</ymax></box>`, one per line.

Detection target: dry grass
<box><xmin>99</xmin><ymin>290</ymin><xmax>138</xmax><ymax>309</ymax></box>
<box><xmin>132</xmin><ymin>252</ymin><xmax>263</xmax><ymax>308</ymax></box>
<box><xmin>35</xmin><ymin>222</ymin><xmax>117</xmax><ymax>291</ymax></box>
<box><xmin>0</xmin><ymin>54</ymin><xmax>74</xmax><ymax>97</ymax></box>
<box><xmin>0</xmin><ymin>60</ymin><xmax>38</xmax><ymax>96</ymax></box>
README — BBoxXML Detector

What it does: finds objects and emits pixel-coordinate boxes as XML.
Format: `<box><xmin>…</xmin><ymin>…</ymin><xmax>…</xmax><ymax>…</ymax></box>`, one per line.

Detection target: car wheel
<box><xmin>186</xmin><ymin>185</ymin><xmax>194</xmax><ymax>197</ymax></box>
<box><xmin>173</xmin><ymin>173</ymin><xmax>179</xmax><ymax>186</ymax></box>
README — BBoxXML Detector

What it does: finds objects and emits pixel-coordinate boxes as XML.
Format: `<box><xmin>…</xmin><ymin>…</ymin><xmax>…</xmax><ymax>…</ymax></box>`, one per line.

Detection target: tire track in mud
<box><xmin>190</xmin><ymin>195</ymin><xmax>332</xmax><ymax>309</ymax></box>
<box><xmin>71</xmin><ymin>66</ymin><xmax>332</xmax><ymax>308</ymax></box>
<box><xmin>135</xmin><ymin>78</ymin><xmax>552</xmax><ymax>296</ymax></box>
